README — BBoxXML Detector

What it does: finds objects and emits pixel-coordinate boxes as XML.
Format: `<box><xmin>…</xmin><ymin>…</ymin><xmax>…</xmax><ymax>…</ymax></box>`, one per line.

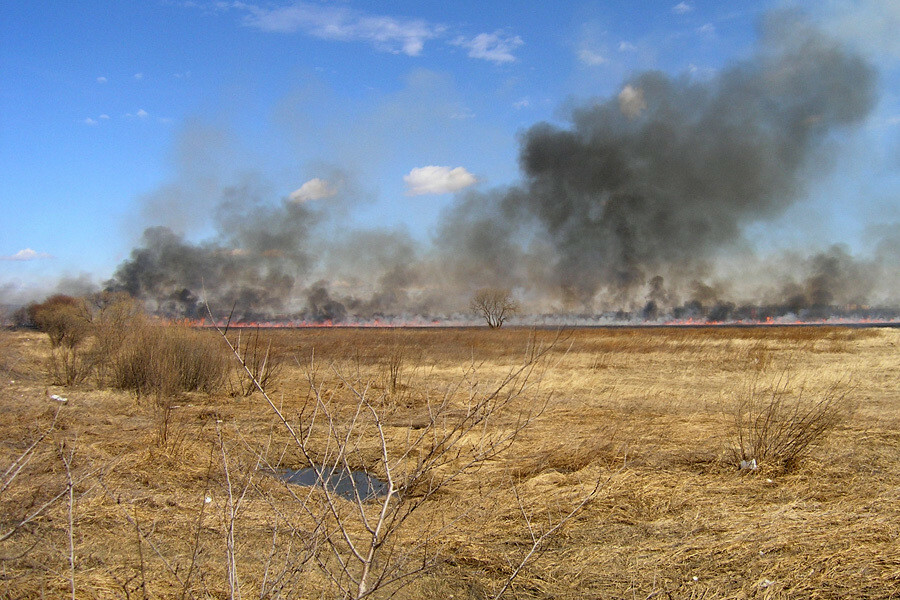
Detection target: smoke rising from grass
<box><xmin>491</xmin><ymin>14</ymin><xmax>877</xmax><ymax>305</ymax></box>
<box><xmin>101</xmin><ymin>14</ymin><xmax>899</xmax><ymax>322</ymax></box>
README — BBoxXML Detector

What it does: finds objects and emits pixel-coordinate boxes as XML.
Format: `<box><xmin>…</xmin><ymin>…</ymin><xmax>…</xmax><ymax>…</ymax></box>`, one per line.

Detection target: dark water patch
<box><xmin>275</xmin><ymin>465</ymin><xmax>388</xmax><ymax>501</ymax></box>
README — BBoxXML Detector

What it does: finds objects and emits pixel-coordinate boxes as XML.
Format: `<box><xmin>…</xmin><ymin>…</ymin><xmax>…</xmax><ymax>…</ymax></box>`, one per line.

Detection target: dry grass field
<box><xmin>1</xmin><ymin>324</ymin><xmax>898</xmax><ymax>599</ymax></box>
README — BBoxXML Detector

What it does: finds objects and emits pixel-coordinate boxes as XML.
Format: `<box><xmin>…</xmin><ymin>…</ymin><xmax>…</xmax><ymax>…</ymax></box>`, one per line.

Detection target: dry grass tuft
<box><xmin>729</xmin><ymin>372</ymin><xmax>852</xmax><ymax>472</ymax></box>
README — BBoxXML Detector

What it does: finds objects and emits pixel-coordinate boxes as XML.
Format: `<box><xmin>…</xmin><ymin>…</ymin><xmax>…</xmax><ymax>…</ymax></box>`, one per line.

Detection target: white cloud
<box><xmin>513</xmin><ymin>98</ymin><xmax>530</xmax><ymax>109</ymax></box>
<box><xmin>578</xmin><ymin>48</ymin><xmax>608</xmax><ymax>66</ymax></box>
<box><xmin>239</xmin><ymin>2</ymin><xmax>443</xmax><ymax>56</ymax></box>
<box><xmin>697</xmin><ymin>23</ymin><xmax>715</xmax><ymax>34</ymax></box>
<box><xmin>452</xmin><ymin>31</ymin><xmax>523</xmax><ymax>64</ymax></box>
<box><xmin>618</xmin><ymin>41</ymin><xmax>637</xmax><ymax>52</ymax></box>
<box><xmin>618</xmin><ymin>85</ymin><xmax>646</xmax><ymax>119</ymax></box>
<box><xmin>134</xmin><ymin>72</ymin><xmax>144</xmax><ymax>80</ymax></box>
<box><xmin>82</xmin><ymin>117</ymin><xmax>98</xmax><ymax>126</ymax></box>
<box><xmin>672</xmin><ymin>2</ymin><xmax>692</xmax><ymax>14</ymax></box>
<box><xmin>404</xmin><ymin>166</ymin><xmax>476</xmax><ymax>196</ymax></box>
<box><xmin>2</xmin><ymin>248</ymin><xmax>52</xmax><ymax>261</ymax></box>
<box><xmin>99</xmin><ymin>114</ymin><xmax>110</xmax><ymax>120</ymax></box>
<box><xmin>96</xmin><ymin>76</ymin><xmax>107</xmax><ymax>83</ymax></box>
<box><xmin>137</xmin><ymin>109</ymin><xmax>149</xmax><ymax>118</ymax></box>
<box><xmin>289</xmin><ymin>178</ymin><xmax>338</xmax><ymax>202</ymax></box>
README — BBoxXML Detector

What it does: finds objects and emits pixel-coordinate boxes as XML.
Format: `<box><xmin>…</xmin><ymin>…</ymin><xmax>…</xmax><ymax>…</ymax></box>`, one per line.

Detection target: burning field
<box><xmin>88</xmin><ymin>12</ymin><xmax>898</xmax><ymax>327</ymax></box>
<box><xmin>2</xmin><ymin>7</ymin><xmax>899</xmax><ymax>598</ymax></box>
<box><xmin>1</xmin><ymin>322</ymin><xmax>898</xmax><ymax>598</ymax></box>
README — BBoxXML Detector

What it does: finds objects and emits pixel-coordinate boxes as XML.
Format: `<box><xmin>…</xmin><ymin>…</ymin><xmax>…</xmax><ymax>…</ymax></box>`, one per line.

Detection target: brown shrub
<box><xmin>28</xmin><ymin>295</ymin><xmax>90</xmax><ymax>348</ymax></box>
<box><xmin>46</xmin><ymin>345</ymin><xmax>95</xmax><ymax>386</ymax></box>
<box><xmin>111</xmin><ymin>324</ymin><xmax>229</xmax><ymax>398</ymax></box>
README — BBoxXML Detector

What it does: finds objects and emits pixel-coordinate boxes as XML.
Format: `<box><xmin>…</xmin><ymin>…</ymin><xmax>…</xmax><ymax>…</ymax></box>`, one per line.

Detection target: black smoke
<box><xmin>107</xmin><ymin>181</ymin><xmax>319</xmax><ymax>320</ymax></box>
<box><xmin>486</xmin><ymin>14</ymin><xmax>877</xmax><ymax>306</ymax></box>
<box><xmin>102</xmin><ymin>14</ymin><xmax>899</xmax><ymax>323</ymax></box>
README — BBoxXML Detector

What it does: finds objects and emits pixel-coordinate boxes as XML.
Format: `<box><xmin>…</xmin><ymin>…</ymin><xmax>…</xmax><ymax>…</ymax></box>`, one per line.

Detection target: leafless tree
<box><xmin>470</xmin><ymin>288</ymin><xmax>520</xmax><ymax>329</ymax></box>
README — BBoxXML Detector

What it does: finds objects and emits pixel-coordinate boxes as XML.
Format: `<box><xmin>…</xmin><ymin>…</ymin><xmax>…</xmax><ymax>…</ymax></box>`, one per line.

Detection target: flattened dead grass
<box><xmin>1</xmin><ymin>325</ymin><xmax>898</xmax><ymax>598</ymax></box>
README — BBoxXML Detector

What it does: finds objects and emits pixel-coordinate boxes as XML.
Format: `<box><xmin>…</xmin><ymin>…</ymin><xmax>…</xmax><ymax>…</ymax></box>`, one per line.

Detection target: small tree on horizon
<box><xmin>470</xmin><ymin>287</ymin><xmax>519</xmax><ymax>328</ymax></box>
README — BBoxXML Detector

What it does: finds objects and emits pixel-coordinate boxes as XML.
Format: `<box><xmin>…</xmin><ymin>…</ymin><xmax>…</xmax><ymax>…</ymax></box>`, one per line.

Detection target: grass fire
<box><xmin>3</xmin><ymin>3</ymin><xmax>900</xmax><ymax>598</ymax></box>
<box><xmin>1</xmin><ymin>294</ymin><xmax>898</xmax><ymax>598</ymax></box>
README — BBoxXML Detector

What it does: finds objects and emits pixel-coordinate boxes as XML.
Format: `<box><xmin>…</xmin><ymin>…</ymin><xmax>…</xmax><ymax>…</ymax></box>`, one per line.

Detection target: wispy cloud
<box><xmin>452</xmin><ymin>31</ymin><xmax>523</xmax><ymax>64</ymax></box>
<box><xmin>125</xmin><ymin>109</ymin><xmax>151</xmax><ymax>119</ymax></box>
<box><xmin>96</xmin><ymin>76</ymin><xmax>108</xmax><ymax>83</ymax></box>
<box><xmin>237</xmin><ymin>2</ymin><xmax>444</xmax><ymax>56</ymax></box>
<box><xmin>82</xmin><ymin>117</ymin><xmax>99</xmax><ymax>126</ymax></box>
<box><xmin>672</xmin><ymin>2</ymin><xmax>693</xmax><ymax>15</ymax></box>
<box><xmin>578</xmin><ymin>47</ymin><xmax>608</xmax><ymax>66</ymax></box>
<box><xmin>1</xmin><ymin>248</ymin><xmax>53</xmax><ymax>261</ymax></box>
<box><xmin>404</xmin><ymin>166</ymin><xmax>476</xmax><ymax>196</ymax></box>
<box><xmin>133</xmin><ymin>72</ymin><xmax>144</xmax><ymax>80</ymax></box>
<box><xmin>618</xmin><ymin>41</ymin><xmax>637</xmax><ymax>52</ymax></box>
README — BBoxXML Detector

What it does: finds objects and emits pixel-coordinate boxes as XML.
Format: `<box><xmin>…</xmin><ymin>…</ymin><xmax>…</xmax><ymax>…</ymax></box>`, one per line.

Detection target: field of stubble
<box><xmin>1</xmin><ymin>325</ymin><xmax>898</xmax><ymax>599</ymax></box>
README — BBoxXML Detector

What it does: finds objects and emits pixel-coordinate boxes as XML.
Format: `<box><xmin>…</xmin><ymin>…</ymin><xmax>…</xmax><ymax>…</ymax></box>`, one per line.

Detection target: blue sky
<box><xmin>1</xmin><ymin>1</ymin><xmax>899</xmax><ymax>307</ymax></box>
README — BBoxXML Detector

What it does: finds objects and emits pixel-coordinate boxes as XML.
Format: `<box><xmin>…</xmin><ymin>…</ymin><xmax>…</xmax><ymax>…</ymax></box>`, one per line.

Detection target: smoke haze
<box><xmin>100</xmin><ymin>14</ymin><xmax>899</xmax><ymax>323</ymax></box>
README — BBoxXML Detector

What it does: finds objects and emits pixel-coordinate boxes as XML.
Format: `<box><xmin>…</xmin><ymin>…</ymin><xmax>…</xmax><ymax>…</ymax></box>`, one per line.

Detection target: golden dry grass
<box><xmin>1</xmin><ymin>325</ymin><xmax>898</xmax><ymax>598</ymax></box>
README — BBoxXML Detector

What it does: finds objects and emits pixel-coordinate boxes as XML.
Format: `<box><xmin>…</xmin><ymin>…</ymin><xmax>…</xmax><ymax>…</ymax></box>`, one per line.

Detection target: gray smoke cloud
<box><xmin>108</xmin><ymin>180</ymin><xmax>321</xmax><ymax>320</ymax></box>
<box><xmin>100</xmin><ymin>13</ymin><xmax>899</xmax><ymax>323</ymax></box>
<box><xmin>484</xmin><ymin>14</ymin><xmax>878</xmax><ymax>306</ymax></box>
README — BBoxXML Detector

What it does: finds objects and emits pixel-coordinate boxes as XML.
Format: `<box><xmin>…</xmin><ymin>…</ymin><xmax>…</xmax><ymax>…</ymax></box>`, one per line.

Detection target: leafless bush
<box><xmin>228</xmin><ymin>327</ymin><xmax>283</xmax><ymax>397</ymax></box>
<box><xmin>28</xmin><ymin>295</ymin><xmax>91</xmax><ymax>349</ymax></box>
<box><xmin>384</xmin><ymin>345</ymin><xmax>404</xmax><ymax>394</ymax></box>
<box><xmin>213</xmin><ymin>318</ymin><xmax>595</xmax><ymax>599</ymax></box>
<box><xmin>729</xmin><ymin>371</ymin><xmax>852</xmax><ymax>472</ymax></box>
<box><xmin>46</xmin><ymin>345</ymin><xmax>96</xmax><ymax>386</ymax></box>
<box><xmin>111</xmin><ymin>324</ymin><xmax>229</xmax><ymax>399</ymax></box>
<box><xmin>81</xmin><ymin>292</ymin><xmax>146</xmax><ymax>386</ymax></box>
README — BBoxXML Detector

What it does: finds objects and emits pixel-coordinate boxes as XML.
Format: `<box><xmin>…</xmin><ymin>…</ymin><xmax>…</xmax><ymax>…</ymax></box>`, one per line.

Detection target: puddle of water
<box><xmin>276</xmin><ymin>465</ymin><xmax>388</xmax><ymax>501</ymax></box>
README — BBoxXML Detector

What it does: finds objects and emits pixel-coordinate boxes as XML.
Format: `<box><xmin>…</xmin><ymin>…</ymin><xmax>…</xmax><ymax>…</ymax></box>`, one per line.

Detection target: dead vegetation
<box><xmin>0</xmin><ymin>321</ymin><xmax>898</xmax><ymax>598</ymax></box>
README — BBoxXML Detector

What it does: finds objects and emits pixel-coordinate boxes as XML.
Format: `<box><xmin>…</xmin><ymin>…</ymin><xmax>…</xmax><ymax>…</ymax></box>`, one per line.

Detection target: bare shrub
<box><xmin>470</xmin><ymin>288</ymin><xmax>519</xmax><ymax>329</ymax></box>
<box><xmin>729</xmin><ymin>371</ymin><xmax>852</xmax><ymax>472</ymax></box>
<box><xmin>28</xmin><ymin>296</ymin><xmax>96</xmax><ymax>385</ymax></box>
<box><xmin>384</xmin><ymin>345</ymin><xmax>404</xmax><ymax>394</ymax></box>
<box><xmin>227</xmin><ymin>327</ymin><xmax>283</xmax><ymax>397</ymax></box>
<box><xmin>46</xmin><ymin>345</ymin><xmax>95</xmax><ymax>386</ymax></box>
<box><xmin>81</xmin><ymin>292</ymin><xmax>146</xmax><ymax>386</ymax></box>
<box><xmin>27</xmin><ymin>292</ymin><xmax>149</xmax><ymax>387</ymax></box>
<box><xmin>28</xmin><ymin>295</ymin><xmax>90</xmax><ymax>348</ymax></box>
<box><xmin>111</xmin><ymin>324</ymin><xmax>229</xmax><ymax>398</ymax></box>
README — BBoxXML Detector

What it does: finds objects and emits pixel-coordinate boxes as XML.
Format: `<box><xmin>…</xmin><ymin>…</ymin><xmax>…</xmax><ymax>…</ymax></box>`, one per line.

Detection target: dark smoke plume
<box><xmin>107</xmin><ymin>182</ymin><xmax>320</xmax><ymax>320</ymax></box>
<box><xmin>486</xmin><ymin>15</ymin><xmax>877</xmax><ymax>305</ymax></box>
<box><xmin>102</xmin><ymin>14</ymin><xmax>899</xmax><ymax>323</ymax></box>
